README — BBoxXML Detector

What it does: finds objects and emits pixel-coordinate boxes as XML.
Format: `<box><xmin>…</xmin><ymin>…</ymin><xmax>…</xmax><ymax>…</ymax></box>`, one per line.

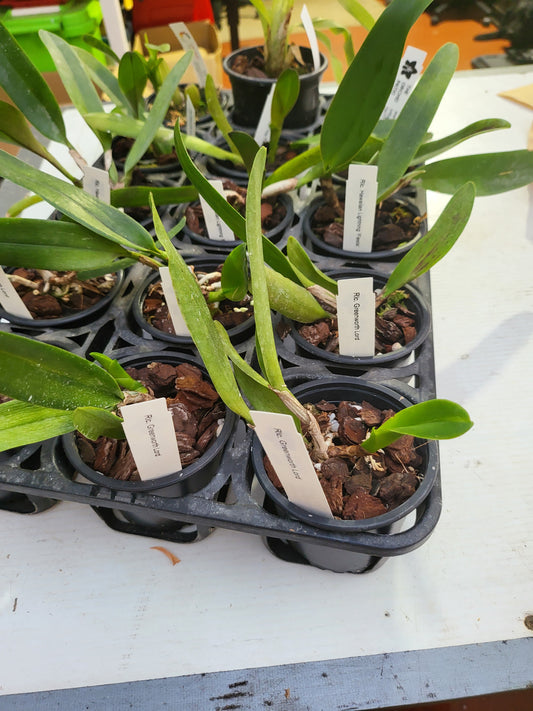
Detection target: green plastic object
<box><xmin>1</xmin><ymin>0</ymin><xmax>104</xmax><ymax>73</ymax></box>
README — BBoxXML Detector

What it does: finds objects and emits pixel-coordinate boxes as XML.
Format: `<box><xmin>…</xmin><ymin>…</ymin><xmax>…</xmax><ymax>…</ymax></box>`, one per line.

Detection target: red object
<box><xmin>132</xmin><ymin>0</ymin><xmax>215</xmax><ymax>34</ymax></box>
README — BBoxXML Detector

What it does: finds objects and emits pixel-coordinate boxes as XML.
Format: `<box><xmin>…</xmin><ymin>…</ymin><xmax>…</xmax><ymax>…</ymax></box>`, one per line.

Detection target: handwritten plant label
<box><xmin>337</xmin><ymin>277</ymin><xmax>375</xmax><ymax>357</ymax></box>
<box><xmin>251</xmin><ymin>410</ymin><xmax>333</xmax><ymax>518</ymax></box>
<box><xmin>82</xmin><ymin>165</ymin><xmax>111</xmax><ymax>204</ymax></box>
<box><xmin>381</xmin><ymin>46</ymin><xmax>427</xmax><ymax>120</ymax></box>
<box><xmin>120</xmin><ymin>397</ymin><xmax>182</xmax><ymax>480</ymax></box>
<box><xmin>254</xmin><ymin>84</ymin><xmax>276</xmax><ymax>146</ymax></box>
<box><xmin>199</xmin><ymin>180</ymin><xmax>235</xmax><ymax>241</ymax></box>
<box><xmin>300</xmin><ymin>4</ymin><xmax>321</xmax><ymax>71</ymax></box>
<box><xmin>169</xmin><ymin>22</ymin><xmax>208</xmax><ymax>87</ymax></box>
<box><xmin>343</xmin><ymin>164</ymin><xmax>378</xmax><ymax>252</ymax></box>
<box><xmin>159</xmin><ymin>266</ymin><xmax>190</xmax><ymax>336</ymax></box>
<box><xmin>0</xmin><ymin>267</ymin><xmax>33</xmax><ymax>319</ymax></box>
<box><xmin>185</xmin><ymin>94</ymin><xmax>196</xmax><ymax>136</ymax></box>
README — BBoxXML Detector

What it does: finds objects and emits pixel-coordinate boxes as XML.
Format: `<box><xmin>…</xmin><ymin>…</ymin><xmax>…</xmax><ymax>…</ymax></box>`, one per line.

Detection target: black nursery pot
<box><xmin>288</xmin><ymin>267</ymin><xmax>431</xmax><ymax>374</ymax></box>
<box><xmin>62</xmin><ymin>351</ymin><xmax>236</xmax><ymax>528</ymax></box>
<box><xmin>223</xmin><ymin>46</ymin><xmax>327</xmax><ymax>129</ymax></box>
<box><xmin>252</xmin><ymin>378</ymin><xmax>439</xmax><ymax>573</ymax></box>
<box><xmin>131</xmin><ymin>258</ymin><xmax>255</xmax><ymax>347</ymax></box>
<box><xmin>302</xmin><ymin>193</ymin><xmax>426</xmax><ymax>263</ymax></box>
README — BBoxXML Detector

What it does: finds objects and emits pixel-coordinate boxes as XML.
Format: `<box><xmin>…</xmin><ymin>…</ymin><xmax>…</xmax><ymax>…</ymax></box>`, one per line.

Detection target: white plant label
<box><xmin>343</xmin><ymin>164</ymin><xmax>378</xmax><ymax>252</ymax></box>
<box><xmin>0</xmin><ymin>267</ymin><xmax>33</xmax><ymax>319</ymax></box>
<box><xmin>82</xmin><ymin>165</ymin><xmax>110</xmax><ymax>204</ymax></box>
<box><xmin>159</xmin><ymin>266</ymin><xmax>190</xmax><ymax>336</ymax></box>
<box><xmin>200</xmin><ymin>180</ymin><xmax>235</xmax><ymax>241</ymax></box>
<box><xmin>251</xmin><ymin>410</ymin><xmax>333</xmax><ymax>518</ymax></box>
<box><xmin>169</xmin><ymin>22</ymin><xmax>208</xmax><ymax>87</ymax></box>
<box><xmin>185</xmin><ymin>94</ymin><xmax>196</xmax><ymax>136</ymax></box>
<box><xmin>300</xmin><ymin>4</ymin><xmax>320</xmax><ymax>71</ymax></box>
<box><xmin>381</xmin><ymin>46</ymin><xmax>427</xmax><ymax>120</ymax></box>
<box><xmin>337</xmin><ymin>277</ymin><xmax>375</xmax><ymax>357</ymax></box>
<box><xmin>120</xmin><ymin>397</ymin><xmax>182</xmax><ymax>480</ymax></box>
<box><xmin>254</xmin><ymin>84</ymin><xmax>276</xmax><ymax>146</ymax></box>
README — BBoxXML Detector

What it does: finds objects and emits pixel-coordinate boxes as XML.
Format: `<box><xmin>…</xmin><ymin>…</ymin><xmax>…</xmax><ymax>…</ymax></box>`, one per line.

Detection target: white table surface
<box><xmin>0</xmin><ymin>66</ymin><xmax>532</xmax><ymax>707</ymax></box>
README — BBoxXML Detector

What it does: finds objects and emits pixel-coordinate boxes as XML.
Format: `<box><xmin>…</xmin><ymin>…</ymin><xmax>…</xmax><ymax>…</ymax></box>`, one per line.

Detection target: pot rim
<box><xmin>223</xmin><ymin>45</ymin><xmax>328</xmax><ymax>82</ymax></box>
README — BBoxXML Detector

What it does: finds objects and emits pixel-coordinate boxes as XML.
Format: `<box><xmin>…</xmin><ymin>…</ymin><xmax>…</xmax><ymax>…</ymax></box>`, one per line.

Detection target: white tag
<box><xmin>82</xmin><ymin>166</ymin><xmax>111</xmax><ymax>204</ymax></box>
<box><xmin>343</xmin><ymin>164</ymin><xmax>378</xmax><ymax>252</ymax></box>
<box><xmin>300</xmin><ymin>4</ymin><xmax>320</xmax><ymax>71</ymax></box>
<box><xmin>251</xmin><ymin>411</ymin><xmax>333</xmax><ymax>518</ymax></box>
<box><xmin>0</xmin><ymin>267</ymin><xmax>33</xmax><ymax>319</ymax></box>
<box><xmin>254</xmin><ymin>84</ymin><xmax>275</xmax><ymax>146</ymax></box>
<box><xmin>185</xmin><ymin>95</ymin><xmax>196</xmax><ymax>136</ymax></box>
<box><xmin>169</xmin><ymin>22</ymin><xmax>208</xmax><ymax>87</ymax></box>
<box><xmin>337</xmin><ymin>277</ymin><xmax>375</xmax><ymax>357</ymax></box>
<box><xmin>381</xmin><ymin>46</ymin><xmax>427</xmax><ymax>120</ymax></box>
<box><xmin>120</xmin><ymin>397</ymin><xmax>182</xmax><ymax>480</ymax></box>
<box><xmin>199</xmin><ymin>181</ymin><xmax>235</xmax><ymax>241</ymax></box>
<box><xmin>159</xmin><ymin>267</ymin><xmax>190</xmax><ymax>337</ymax></box>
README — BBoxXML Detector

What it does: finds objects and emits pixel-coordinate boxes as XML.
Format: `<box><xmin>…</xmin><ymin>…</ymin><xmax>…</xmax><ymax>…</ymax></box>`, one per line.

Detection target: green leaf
<box><xmin>72</xmin><ymin>406</ymin><xmax>125</xmax><ymax>440</ymax></box>
<box><xmin>229</xmin><ymin>131</ymin><xmax>261</xmax><ymax>175</ymax></box>
<box><xmin>90</xmin><ymin>353</ymin><xmax>148</xmax><ymax>393</ymax></box>
<box><xmin>73</xmin><ymin>45</ymin><xmax>130</xmax><ymax>110</ymax></box>
<box><xmin>0</xmin><ymin>332</ymin><xmax>123</xmax><ymax>411</ymax></box>
<box><xmin>286</xmin><ymin>236</ymin><xmax>338</xmax><ymax>294</ymax></box>
<box><xmin>321</xmin><ymin>0</ymin><xmax>433</xmax><ymax>172</ymax></box>
<box><xmin>417</xmin><ymin>150</ymin><xmax>533</xmax><ymax>195</ymax></box>
<box><xmin>205</xmin><ymin>73</ymin><xmax>240</xmax><ymax>156</ymax></box>
<box><xmin>263</xmin><ymin>144</ymin><xmax>321</xmax><ymax>187</ymax></box>
<box><xmin>383</xmin><ymin>182</ymin><xmax>475</xmax><ymax>297</ymax></box>
<box><xmin>220</xmin><ymin>244</ymin><xmax>249</xmax><ymax>301</ymax></box>
<box><xmin>0</xmin><ymin>400</ymin><xmax>75</xmax><ymax>452</ymax></box>
<box><xmin>118</xmin><ymin>51</ymin><xmax>148</xmax><ymax>119</ymax></box>
<box><xmin>314</xmin><ymin>28</ymin><xmax>345</xmax><ymax>84</ymax></box>
<box><xmin>412</xmin><ymin>118</ymin><xmax>511</xmax><ymax>164</ymax></box>
<box><xmin>266</xmin><ymin>267</ymin><xmax>329</xmax><ymax>322</ymax></box>
<box><xmin>0</xmin><ymin>23</ymin><xmax>69</xmax><ymax>145</ymax></box>
<box><xmin>0</xmin><ymin>149</ymin><xmax>157</xmax><ymax>253</ymax></box>
<box><xmin>269</xmin><ymin>68</ymin><xmax>300</xmax><ymax>163</ymax></box>
<box><xmin>377</xmin><ymin>43</ymin><xmax>459</xmax><ymax>198</ymax></box>
<box><xmin>110</xmin><ymin>184</ymin><xmax>198</xmax><ymax>208</ymax></box>
<box><xmin>337</xmin><ymin>0</ymin><xmax>376</xmax><ymax>30</ymax></box>
<box><xmin>361</xmin><ymin>399</ymin><xmax>473</xmax><ymax>452</ymax></box>
<box><xmin>80</xmin><ymin>33</ymin><xmax>120</xmax><ymax>64</ymax></box>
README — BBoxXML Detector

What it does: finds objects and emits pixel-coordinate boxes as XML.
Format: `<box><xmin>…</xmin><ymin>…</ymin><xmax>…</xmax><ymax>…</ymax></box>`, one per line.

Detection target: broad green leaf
<box><xmin>337</xmin><ymin>0</ymin><xmax>376</xmax><ymax>30</ymax></box>
<box><xmin>265</xmin><ymin>268</ymin><xmax>329</xmax><ymax>322</ymax></box>
<box><xmin>0</xmin><ymin>332</ymin><xmax>123</xmax><ymax>411</ymax></box>
<box><xmin>229</xmin><ymin>131</ymin><xmax>261</xmax><ymax>175</ymax></box>
<box><xmin>73</xmin><ymin>45</ymin><xmax>130</xmax><ymax>110</ymax></box>
<box><xmin>361</xmin><ymin>399</ymin><xmax>473</xmax><ymax>452</ymax></box>
<box><xmin>90</xmin><ymin>353</ymin><xmax>148</xmax><ymax>393</ymax></box>
<box><xmin>321</xmin><ymin>0</ymin><xmax>433</xmax><ymax>172</ymax></box>
<box><xmin>417</xmin><ymin>150</ymin><xmax>533</xmax><ymax>195</ymax></box>
<box><xmin>118</xmin><ymin>51</ymin><xmax>148</xmax><ymax>119</ymax></box>
<box><xmin>286</xmin><ymin>236</ymin><xmax>338</xmax><ymax>294</ymax></box>
<box><xmin>269</xmin><ymin>68</ymin><xmax>300</xmax><ymax>163</ymax></box>
<box><xmin>0</xmin><ymin>400</ymin><xmax>75</xmax><ymax>452</ymax></box>
<box><xmin>0</xmin><ymin>23</ymin><xmax>69</xmax><ymax>145</ymax></box>
<box><xmin>0</xmin><ymin>217</ymin><xmax>137</xmax><ymax>273</ymax></box>
<box><xmin>150</xmin><ymin>196</ymin><xmax>252</xmax><ymax>423</ymax></box>
<box><xmin>412</xmin><ymin>118</ymin><xmax>511</xmax><ymax>164</ymax></box>
<box><xmin>72</xmin><ymin>406</ymin><xmax>125</xmax><ymax>440</ymax></box>
<box><xmin>383</xmin><ymin>182</ymin><xmax>475</xmax><ymax>297</ymax></box>
<box><xmin>110</xmin><ymin>184</ymin><xmax>198</xmax><ymax>208</ymax></box>
<box><xmin>124</xmin><ymin>50</ymin><xmax>193</xmax><ymax>176</ymax></box>
<box><xmin>220</xmin><ymin>244</ymin><xmax>249</xmax><ymax>301</ymax></box>
<box><xmin>0</xmin><ymin>149</ymin><xmax>157</xmax><ymax>253</ymax></box>
<box><xmin>205</xmin><ymin>73</ymin><xmax>240</xmax><ymax>156</ymax></box>
<box><xmin>377</xmin><ymin>43</ymin><xmax>459</xmax><ymax>198</ymax></box>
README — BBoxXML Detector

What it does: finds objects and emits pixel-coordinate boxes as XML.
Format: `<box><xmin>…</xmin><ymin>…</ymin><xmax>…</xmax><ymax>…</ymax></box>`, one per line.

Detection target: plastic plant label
<box><xmin>300</xmin><ymin>4</ymin><xmax>320</xmax><ymax>71</ymax></box>
<box><xmin>254</xmin><ymin>84</ymin><xmax>275</xmax><ymax>146</ymax></box>
<box><xmin>337</xmin><ymin>277</ymin><xmax>375</xmax><ymax>357</ymax></box>
<box><xmin>343</xmin><ymin>164</ymin><xmax>378</xmax><ymax>252</ymax></box>
<box><xmin>159</xmin><ymin>266</ymin><xmax>190</xmax><ymax>336</ymax></box>
<box><xmin>185</xmin><ymin>95</ymin><xmax>196</xmax><ymax>136</ymax></box>
<box><xmin>251</xmin><ymin>410</ymin><xmax>333</xmax><ymax>518</ymax></box>
<box><xmin>82</xmin><ymin>166</ymin><xmax>111</xmax><ymax>204</ymax></box>
<box><xmin>169</xmin><ymin>22</ymin><xmax>208</xmax><ymax>87</ymax></box>
<box><xmin>199</xmin><ymin>180</ymin><xmax>235</xmax><ymax>241</ymax></box>
<box><xmin>0</xmin><ymin>267</ymin><xmax>33</xmax><ymax>319</ymax></box>
<box><xmin>381</xmin><ymin>46</ymin><xmax>427</xmax><ymax>120</ymax></box>
<box><xmin>120</xmin><ymin>397</ymin><xmax>182</xmax><ymax>480</ymax></box>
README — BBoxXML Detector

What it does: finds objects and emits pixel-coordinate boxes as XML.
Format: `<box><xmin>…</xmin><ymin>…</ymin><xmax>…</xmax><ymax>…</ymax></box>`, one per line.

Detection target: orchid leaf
<box><xmin>80</xmin><ymin>33</ymin><xmax>120</xmax><ymax>64</ymax></box>
<box><xmin>90</xmin><ymin>353</ymin><xmax>148</xmax><ymax>393</ymax></box>
<box><xmin>0</xmin><ymin>400</ymin><xmax>75</xmax><ymax>452</ymax></box>
<box><xmin>361</xmin><ymin>399</ymin><xmax>473</xmax><ymax>453</ymax></box>
<box><xmin>263</xmin><ymin>144</ymin><xmax>321</xmax><ymax>187</ymax></box>
<box><xmin>205</xmin><ymin>73</ymin><xmax>240</xmax><ymax>156</ymax></box>
<box><xmin>72</xmin><ymin>407</ymin><xmax>125</xmax><ymax>441</ymax></box>
<box><xmin>0</xmin><ymin>332</ymin><xmax>123</xmax><ymax>411</ymax></box>
<box><xmin>118</xmin><ymin>51</ymin><xmax>147</xmax><ymax>119</ymax></box>
<box><xmin>110</xmin><ymin>184</ymin><xmax>198</xmax><ymax>208</ymax></box>
<box><xmin>73</xmin><ymin>45</ymin><xmax>130</xmax><ymax>109</ymax></box>
<box><xmin>265</xmin><ymin>267</ymin><xmax>329</xmax><ymax>322</ymax></box>
<box><xmin>286</xmin><ymin>236</ymin><xmax>338</xmax><ymax>294</ymax></box>
<box><xmin>269</xmin><ymin>68</ymin><xmax>300</xmax><ymax>163</ymax></box>
<box><xmin>383</xmin><ymin>182</ymin><xmax>475</xmax><ymax>297</ymax></box>
<box><xmin>412</xmin><ymin>118</ymin><xmax>511</xmax><ymax>164</ymax></box>
<box><xmin>314</xmin><ymin>28</ymin><xmax>345</xmax><ymax>84</ymax></box>
<box><xmin>229</xmin><ymin>131</ymin><xmax>261</xmax><ymax>175</ymax></box>
<box><xmin>220</xmin><ymin>244</ymin><xmax>249</xmax><ymax>301</ymax></box>
<box><xmin>337</xmin><ymin>0</ymin><xmax>376</xmax><ymax>30</ymax></box>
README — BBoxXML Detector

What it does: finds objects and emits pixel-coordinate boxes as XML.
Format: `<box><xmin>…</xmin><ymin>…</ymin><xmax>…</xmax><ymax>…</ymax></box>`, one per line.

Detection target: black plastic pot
<box><xmin>62</xmin><ymin>350</ymin><xmax>236</xmax><ymax>528</ymax></box>
<box><xmin>223</xmin><ymin>46</ymin><xmax>327</xmax><ymax>129</ymax></box>
<box><xmin>286</xmin><ymin>267</ymin><xmax>431</xmax><ymax>375</ymax></box>
<box><xmin>302</xmin><ymin>193</ymin><xmax>426</xmax><ymax>263</ymax></box>
<box><xmin>252</xmin><ymin>377</ymin><xmax>439</xmax><ymax>573</ymax></box>
<box><xmin>130</xmin><ymin>258</ymin><xmax>255</xmax><ymax>347</ymax></box>
<box><xmin>0</xmin><ymin>445</ymin><xmax>58</xmax><ymax>514</ymax></box>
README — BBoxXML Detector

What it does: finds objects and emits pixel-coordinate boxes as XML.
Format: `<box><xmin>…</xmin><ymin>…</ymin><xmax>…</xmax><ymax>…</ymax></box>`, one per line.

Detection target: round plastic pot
<box><xmin>223</xmin><ymin>46</ymin><xmax>327</xmax><ymax>129</ymax></box>
<box><xmin>62</xmin><ymin>350</ymin><xmax>236</xmax><ymax>528</ymax></box>
<box><xmin>287</xmin><ymin>267</ymin><xmax>431</xmax><ymax>374</ymax></box>
<box><xmin>302</xmin><ymin>193</ymin><xmax>426</xmax><ymax>263</ymax></box>
<box><xmin>131</xmin><ymin>257</ymin><xmax>255</xmax><ymax>347</ymax></box>
<box><xmin>0</xmin><ymin>270</ymin><xmax>124</xmax><ymax>331</ymax></box>
<box><xmin>252</xmin><ymin>377</ymin><xmax>439</xmax><ymax>573</ymax></box>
